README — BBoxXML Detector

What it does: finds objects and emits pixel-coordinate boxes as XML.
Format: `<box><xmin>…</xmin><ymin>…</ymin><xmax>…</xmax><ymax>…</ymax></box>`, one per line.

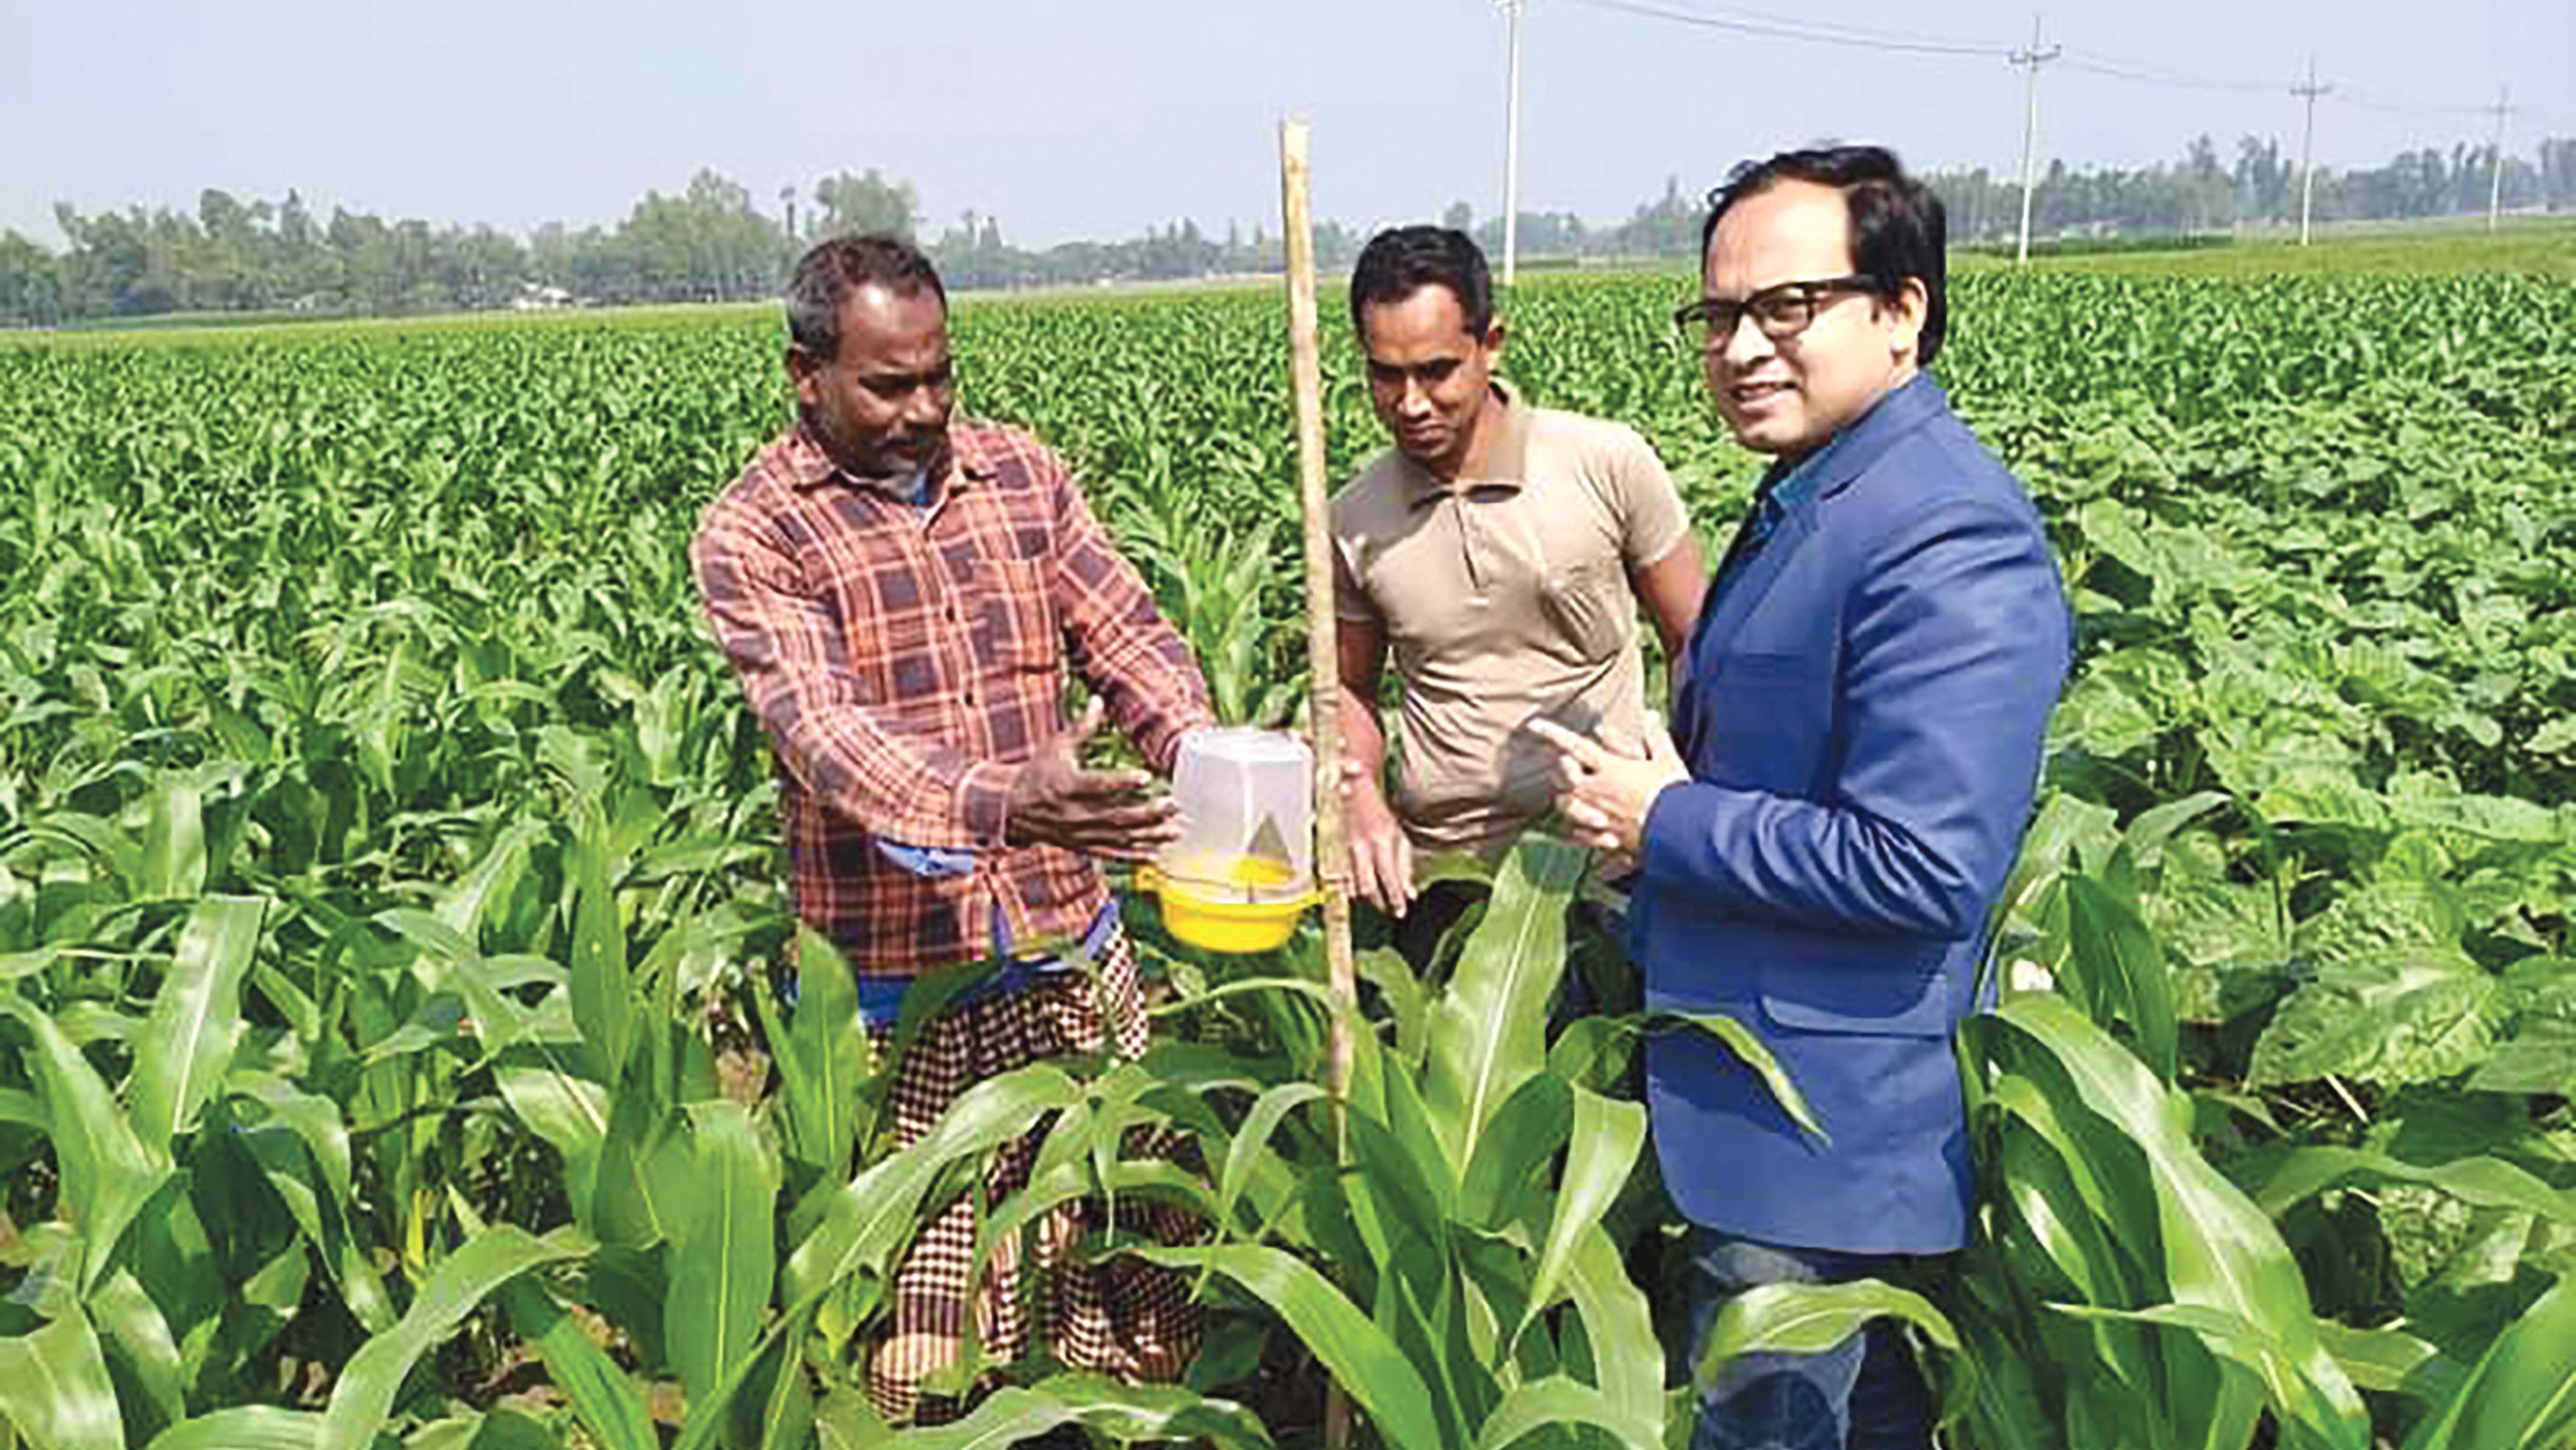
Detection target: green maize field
<box><xmin>0</xmin><ymin>269</ymin><xmax>2572</xmax><ymax>1449</ymax></box>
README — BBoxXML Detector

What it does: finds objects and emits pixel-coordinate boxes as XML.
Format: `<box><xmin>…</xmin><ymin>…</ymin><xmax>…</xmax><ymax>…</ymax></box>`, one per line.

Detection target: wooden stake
<box><xmin>1279</xmin><ymin>118</ymin><xmax>1359</xmax><ymax>1450</ymax></box>
<box><xmin>1278</xmin><ymin>119</ymin><xmax>1358</xmax><ymax>1104</ymax></box>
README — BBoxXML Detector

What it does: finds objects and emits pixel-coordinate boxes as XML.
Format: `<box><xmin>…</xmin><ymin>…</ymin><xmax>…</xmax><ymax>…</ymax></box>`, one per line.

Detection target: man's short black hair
<box><xmin>1698</xmin><ymin>145</ymin><xmax>1947</xmax><ymax>365</ymax></box>
<box><xmin>786</xmin><ymin>233</ymin><xmax>946</xmax><ymax>361</ymax></box>
<box><xmin>1348</xmin><ymin>226</ymin><xmax>1494</xmax><ymax>340</ymax></box>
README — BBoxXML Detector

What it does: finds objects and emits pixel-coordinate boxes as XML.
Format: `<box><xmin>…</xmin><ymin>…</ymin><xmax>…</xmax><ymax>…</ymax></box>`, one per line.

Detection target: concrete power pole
<box><xmin>2292</xmin><ymin>57</ymin><xmax>2331</xmax><ymax>246</ymax></box>
<box><xmin>2010</xmin><ymin>17</ymin><xmax>2061</xmax><ymax>265</ymax></box>
<box><xmin>2487</xmin><ymin>86</ymin><xmax>2515</xmax><ymax>230</ymax></box>
<box><xmin>780</xmin><ymin>185</ymin><xmax>797</xmax><ymax>245</ymax></box>
<box><xmin>1500</xmin><ymin>0</ymin><xmax>1527</xmax><ymax>286</ymax></box>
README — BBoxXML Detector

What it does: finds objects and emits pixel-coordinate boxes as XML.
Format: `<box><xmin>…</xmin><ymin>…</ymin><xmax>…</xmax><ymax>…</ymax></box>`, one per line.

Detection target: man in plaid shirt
<box><xmin>692</xmin><ymin>233</ymin><xmax>1211</xmax><ymax>1422</ymax></box>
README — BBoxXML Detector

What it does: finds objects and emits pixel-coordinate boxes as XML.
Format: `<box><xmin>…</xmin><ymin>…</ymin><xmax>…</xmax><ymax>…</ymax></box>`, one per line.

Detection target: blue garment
<box><xmin>1709</xmin><ymin>422</ymin><xmax>1848</xmax><ymax>599</ymax></box>
<box><xmin>847</xmin><ymin>897</ymin><xmax>1123</xmax><ymax>1027</ymax></box>
<box><xmin>875</xmin><ymin>841</ymin><xmax>976</xmax><ymax>879</ymax></box>
<box><xmin>859</xmin><ymin>832</ymin><xmax>1116</xmax><ymax>1026</ymax></box>
<box><xmin>1681</xmin><ymin>1232</ymin><xmax>1935</xmax><ymax>1450</ymax></box>
<box><xmin>1638</xmin><ymin>373</ymin><xmax>2070</xmax><ymax>1255</ymax></box>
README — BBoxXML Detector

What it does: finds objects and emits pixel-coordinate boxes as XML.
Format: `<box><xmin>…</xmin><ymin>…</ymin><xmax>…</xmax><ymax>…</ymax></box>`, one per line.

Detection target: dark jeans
<box><xmin>1681</xmin><ymin>1230</ymin><xmax>1937</xmax><ymax>1450</ymax></box>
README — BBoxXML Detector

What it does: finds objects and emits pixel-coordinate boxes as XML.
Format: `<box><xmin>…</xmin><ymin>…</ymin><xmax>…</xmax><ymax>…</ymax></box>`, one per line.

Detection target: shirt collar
<box><xmin>1399</xmin><ymin>379</ymin><xmax>1534</xmax><ymax>509</ymax></box>
<box><xmin>1753</xmin><ymin>370</ymin><xmax>1937</xmax><ymax>515</ymax></box>
<box><xmin>1755</xmin><ymin>421</ymin><xmax>1845</xmax><ymax>517</ymax></box>
<box><xmin>786</xmin><ymin>421</ymin><xmax>994</xmax><ymax>499</ymax></box>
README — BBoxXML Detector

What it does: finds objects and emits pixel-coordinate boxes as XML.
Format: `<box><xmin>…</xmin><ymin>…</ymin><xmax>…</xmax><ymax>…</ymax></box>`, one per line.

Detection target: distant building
<box><xmin>511</xmin><ymin>282</ymin><xmax>575</xmax><ymax>311</ymax></box>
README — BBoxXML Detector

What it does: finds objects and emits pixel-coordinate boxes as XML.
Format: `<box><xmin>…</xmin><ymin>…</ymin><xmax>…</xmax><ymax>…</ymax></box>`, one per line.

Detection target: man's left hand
<box><xmin>1529</xmin><ymin>716</ymin><xmax>1689</xmax><ymax>859</ymax></box>
<box><xmin>1006</xmin><ymin>697</ymin><xmax>1182</xmax><ymax>862</ymax></box>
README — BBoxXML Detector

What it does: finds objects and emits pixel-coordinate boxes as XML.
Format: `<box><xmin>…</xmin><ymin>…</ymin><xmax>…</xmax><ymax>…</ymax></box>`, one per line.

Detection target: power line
<box><xmin>1502</xmin><ymin>0</ymin><xmax>2564</xmax><ymax>251</ymax></box>
<box><xmin>2059</xmin><ymin>50</ymin><xmax>2275</xmax><ymax>95</ymax></box>
<box><xmin>2334</xmin><ymin>88</ymin><xmax>2493</xmax><ymax>117</ymax></box>
<box><xmin>1553</xmin><ymin>0</ymin><xmax>2550</xmax><ymax>122</ymax></box>
<box><xmin>1554</xmin><ymin>0</ymin><xmax>2009</xmax><ymax>60</ymax></box>
<box><xmin>1595</xmin><ymin>0</ymin><xmax>2014</xmax><ymax>52</ymax></box>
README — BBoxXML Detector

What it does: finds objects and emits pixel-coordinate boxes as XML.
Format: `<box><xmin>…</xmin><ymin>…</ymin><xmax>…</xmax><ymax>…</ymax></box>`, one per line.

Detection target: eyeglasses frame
<box><xmin>1672</xmin><ymin>274</ymin><xmax>1889</xmax><ymax>348</ymax></box>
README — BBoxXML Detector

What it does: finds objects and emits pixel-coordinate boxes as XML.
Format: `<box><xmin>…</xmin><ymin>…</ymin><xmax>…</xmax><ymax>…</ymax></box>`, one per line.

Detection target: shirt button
<box><xmin>963</xmin><ymin>690</ymin><xmax>977</xmax><ymax>705</ymax></box>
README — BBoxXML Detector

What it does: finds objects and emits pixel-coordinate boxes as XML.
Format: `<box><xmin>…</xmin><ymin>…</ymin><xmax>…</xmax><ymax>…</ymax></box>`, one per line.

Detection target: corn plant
<box><xmin>4</xmin><ymin>268</ymin><xmax>2574</xmax><ymax>1446</ymax></box>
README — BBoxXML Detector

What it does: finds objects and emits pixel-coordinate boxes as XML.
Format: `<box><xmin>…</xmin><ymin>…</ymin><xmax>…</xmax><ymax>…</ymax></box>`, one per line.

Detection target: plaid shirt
<box><xmin>692</xmin><ymin>420</ymin><xmax>1212</xmax><ymax>976</ymax></box>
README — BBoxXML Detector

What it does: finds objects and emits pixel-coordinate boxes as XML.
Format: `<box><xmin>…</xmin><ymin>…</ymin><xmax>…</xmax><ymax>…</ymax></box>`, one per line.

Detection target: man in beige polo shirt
<box><xmin>1332</xmin><ymin>225</ymin><xmax>1704</xmax><ymax>957</ymax></box>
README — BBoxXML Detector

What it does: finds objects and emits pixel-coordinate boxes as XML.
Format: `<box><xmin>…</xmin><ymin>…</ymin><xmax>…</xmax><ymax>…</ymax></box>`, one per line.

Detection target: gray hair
<box><xmin>785</xmin><ymin>233</ymin><xmax>946</xmax><ymax>360</ymax></box>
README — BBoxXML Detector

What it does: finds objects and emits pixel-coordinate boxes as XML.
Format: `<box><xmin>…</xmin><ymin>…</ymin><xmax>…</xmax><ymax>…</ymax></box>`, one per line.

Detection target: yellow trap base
<box><xmin>1140</xmin><ymin>855</ymin><xmax>1317</xmax><ymax>954</ymax></box>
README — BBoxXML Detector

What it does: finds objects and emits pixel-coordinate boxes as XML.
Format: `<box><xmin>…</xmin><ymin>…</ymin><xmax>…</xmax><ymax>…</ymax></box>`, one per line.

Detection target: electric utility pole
<box><xmin>2292</xmin><ymin>57</ymin><xmax>2331</xmax><ymax>246</ymax></box>
<box><xmin>1500</xmin><ymin>0</ymin><xmax>1527</xmax><ymax>286</ymax></box>
<box><xmin>2010</xmin><ymin>16</ymin><xmax>2060</xmax><ymax>265</ymax></box>
<box><xmin>2486</xmin><ymin>86</ymin><xmax>2515</xmax><ymax>230</ymax></box>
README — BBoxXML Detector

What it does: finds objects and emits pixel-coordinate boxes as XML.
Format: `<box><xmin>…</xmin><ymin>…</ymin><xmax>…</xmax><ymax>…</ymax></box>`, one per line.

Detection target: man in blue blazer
<box><xmin>1534</xmin><ymin>146</ymin><xmax>2069</xmax><ymax>1447</ymax></box>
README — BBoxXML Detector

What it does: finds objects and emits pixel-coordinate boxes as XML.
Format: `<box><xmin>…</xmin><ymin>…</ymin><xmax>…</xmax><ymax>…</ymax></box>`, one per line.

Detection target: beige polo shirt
<box><xmin>1331</xmin><ymin>381</ymin><xmax>1690</xmax><ymax>853</ymax></box>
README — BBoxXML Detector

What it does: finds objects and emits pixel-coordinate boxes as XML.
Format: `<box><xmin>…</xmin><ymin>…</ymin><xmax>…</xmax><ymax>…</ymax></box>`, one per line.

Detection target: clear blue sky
<box><xmin>5</xmin><ymin>0</ymin><xmax>2567</xmax><ymax>248</ymax></box>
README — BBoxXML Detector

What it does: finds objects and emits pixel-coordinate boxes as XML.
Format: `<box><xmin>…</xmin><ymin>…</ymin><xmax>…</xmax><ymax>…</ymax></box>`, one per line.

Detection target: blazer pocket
<box><xmin>1757</xmin><ymin>961</ymin><xmax>1955</xmax><ymax>1038</ymax></box>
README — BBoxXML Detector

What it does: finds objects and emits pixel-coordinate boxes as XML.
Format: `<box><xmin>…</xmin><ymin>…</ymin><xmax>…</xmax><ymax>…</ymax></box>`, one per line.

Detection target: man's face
<box><xmin>1359</xmin><ymin>284</ymin><xmax>1504</xmax><ymax>478</ymax></box>
<box><xmin>1699</xmin><ymin>179</ymin><xmax>1923</xmax><ymax>461</ymax></box>
<box><xmin>788</xmin><ymin>283</ymin><xmax>954</xmax><ymax>481</ymax></box>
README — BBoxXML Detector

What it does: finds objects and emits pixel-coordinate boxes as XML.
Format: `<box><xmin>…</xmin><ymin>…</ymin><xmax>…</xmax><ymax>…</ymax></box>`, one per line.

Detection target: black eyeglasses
<box><xmin>1673</xmin><ymin>275</ymin><xmax>1882</xmax><ymax>348</ymax></box>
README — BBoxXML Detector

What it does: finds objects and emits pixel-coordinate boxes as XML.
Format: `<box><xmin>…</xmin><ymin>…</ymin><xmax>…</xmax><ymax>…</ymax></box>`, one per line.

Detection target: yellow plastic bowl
<box><xmin>1140</xmin><ymin>857</ymin><xmax>1317</xmax><ymax>955</ymax></box>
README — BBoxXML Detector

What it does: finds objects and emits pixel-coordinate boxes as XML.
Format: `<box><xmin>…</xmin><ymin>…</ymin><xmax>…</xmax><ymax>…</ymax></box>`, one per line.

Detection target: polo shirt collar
<box><xmin>1399</xmin><ymin>379</ymin><xmax>1533</xmax><ymax>509</ymax></box>
<box><xmin>787</xmin><ymin>421</ymin><xmax>994</xmax><ymax>499</ymax></box>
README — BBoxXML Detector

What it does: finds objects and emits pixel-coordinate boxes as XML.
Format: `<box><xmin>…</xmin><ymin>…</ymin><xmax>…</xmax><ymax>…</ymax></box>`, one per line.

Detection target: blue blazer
<box><xmin>1637</xmin><ymin>374</ymin><xmax>2069</xmax><ymax>1255</ymax></box>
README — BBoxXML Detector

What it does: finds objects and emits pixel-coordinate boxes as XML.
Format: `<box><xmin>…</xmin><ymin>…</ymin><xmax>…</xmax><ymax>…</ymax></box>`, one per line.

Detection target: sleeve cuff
<box><xmin>1632</xmin><ymin>518</ymin><xmax>1693</xmax><ymax>571</ymax></box>
<box><xmin>1638</xmin><ymin>778</ymin><xmax>1713</xmax><ymax>886</ymax></box>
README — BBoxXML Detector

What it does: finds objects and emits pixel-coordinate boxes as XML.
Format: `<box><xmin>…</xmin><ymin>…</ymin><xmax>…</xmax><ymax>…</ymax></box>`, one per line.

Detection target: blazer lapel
<box><xmin>1672</xmin><ymin>376</ymin><xmax>1949</xmax><ymax>760</ymax></box>
<box><xmin>1806</xmin><ymin>373</ymin><xmax>1947</xmax><ymax>503</ymax></box>
<box><xmin>1675</xmin><ymin>503</ymin><xmax>1819</xmax><ymax>759</ymax></box>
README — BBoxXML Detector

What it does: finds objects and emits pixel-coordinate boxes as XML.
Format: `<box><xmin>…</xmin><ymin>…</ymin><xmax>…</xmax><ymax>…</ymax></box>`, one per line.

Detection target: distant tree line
<box><xmin>1931</xmin><ymin>135</ymin><xmax>2576</xmax><ymax>245</ymax></box>
<box><xmin>3</xmin><ymin>134</ymin><xmax>2570</xmax><ymax>325</ymax></box>
<box><xmin>1447</xmin><ymin>134</ymin><xmax>2576</xmax><ymax>260</ymax></box>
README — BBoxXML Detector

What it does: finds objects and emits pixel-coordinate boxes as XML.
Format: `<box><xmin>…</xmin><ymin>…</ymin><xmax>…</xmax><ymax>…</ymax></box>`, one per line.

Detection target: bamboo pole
<box><xmin>1278</xmin><ymin>119</ymin><xmax>1358</xmax><ymax>1106</ymax></box>
<box><xmin>1279</xmin><ymin>115</ymin><xmax>1359</xmax><ymax>1450</ymax></box>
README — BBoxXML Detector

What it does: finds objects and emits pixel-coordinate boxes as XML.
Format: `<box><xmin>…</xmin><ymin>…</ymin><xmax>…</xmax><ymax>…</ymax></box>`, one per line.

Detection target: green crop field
<box><xmin>1</xmin><ymin>270</ymin><xmax>2573</xmax><ymax>1449</ymax></box>
<box><xmin>1968</xmin><ymin>218</ymin><xmax>2576</xmax><ymax>280</ymax></box>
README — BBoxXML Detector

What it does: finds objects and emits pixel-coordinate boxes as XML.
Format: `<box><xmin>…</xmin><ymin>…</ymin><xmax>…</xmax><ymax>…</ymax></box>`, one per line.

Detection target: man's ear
<box><xmin>786</xmin><ymin>343</ymin><xmax>823</xmax><ymax>406</ymax></box>
<box><xmin>1885</xmin><ymin>279</ymin><xmax>1928</xmax><ymax>363</ymax></box>
<box><xmin>1483</xmin><ymin>317</ymin><xmax>1509</xmax><ymax>359</ymax></box>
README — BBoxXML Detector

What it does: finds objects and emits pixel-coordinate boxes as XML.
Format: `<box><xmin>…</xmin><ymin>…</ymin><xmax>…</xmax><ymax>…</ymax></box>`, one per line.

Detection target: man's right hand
<box><xmin>1340</xmin><ymin>758</ymin><xmax>1417</xmax><ymax>918</ymax></box>
<box><xmin>1005</xmin><ymin>697</ymin><xmax>1181</xmax><ymax>863</ymax></box>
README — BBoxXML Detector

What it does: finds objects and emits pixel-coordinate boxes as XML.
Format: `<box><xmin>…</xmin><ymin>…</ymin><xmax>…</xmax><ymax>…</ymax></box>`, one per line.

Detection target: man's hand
<box><xmin>1339</xmin><ymin>757</ymin><xmax>1418</xmax><ymax>918</ymax></box>
<box><xmin>1529</xmin><ymin>715</ymin><xmax>1690</xmax><ymax>858</ymax></box>
<box><xmin>1005</xmin><ymin>697</ymin><xmax>1180</xmax><ymax>863</ymax></box>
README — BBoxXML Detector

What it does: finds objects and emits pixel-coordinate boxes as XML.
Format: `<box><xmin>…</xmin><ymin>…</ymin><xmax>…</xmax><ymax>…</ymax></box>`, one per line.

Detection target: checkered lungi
<box><xmin>864</xmin><ymin>928</ymin><xmax>1203</xmax><ymax>1423</ymax></box>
